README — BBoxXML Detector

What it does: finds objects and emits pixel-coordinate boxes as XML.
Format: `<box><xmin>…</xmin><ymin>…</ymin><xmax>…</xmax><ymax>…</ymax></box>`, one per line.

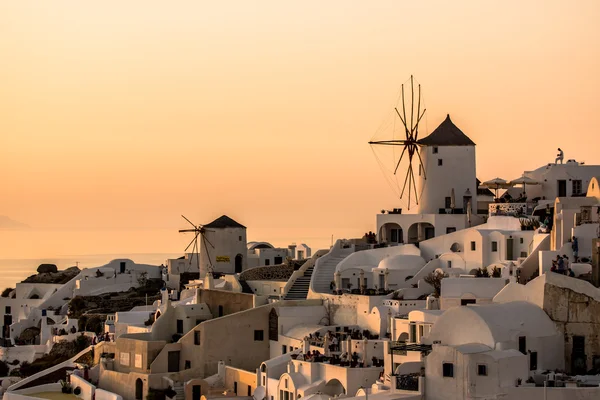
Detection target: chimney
<box><xmin>592</xmin><ymin>238</ymin><xmax>600</xmax><ymax>288</ymax></box>
<box><xmin>287</xmin><ymin>361</ymin><xmax>295</xmax><ymax>374</ymax></box>
<box><xmin>161</xmin><ymin>288</ymin><xmax>169</xmax><ymax>306</ymax></box>
<box><xmin>288</xmin><ymin>244</ymin><xmax>297</xmax><ymax>259</ymax></box>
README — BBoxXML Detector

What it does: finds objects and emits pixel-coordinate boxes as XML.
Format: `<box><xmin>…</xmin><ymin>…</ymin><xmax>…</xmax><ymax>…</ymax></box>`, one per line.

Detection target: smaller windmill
<box><xmin>179</xmin><ymin>215</ymin><xmax>215</xmax><ymax>275</ymax></box>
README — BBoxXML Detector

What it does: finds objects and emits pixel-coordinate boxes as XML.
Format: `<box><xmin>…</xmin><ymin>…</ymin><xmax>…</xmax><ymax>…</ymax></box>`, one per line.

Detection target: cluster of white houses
<box><xmin>2</xmin><ymin>115</ymin><xmax>600</xmax><ymax>400</ymax></box>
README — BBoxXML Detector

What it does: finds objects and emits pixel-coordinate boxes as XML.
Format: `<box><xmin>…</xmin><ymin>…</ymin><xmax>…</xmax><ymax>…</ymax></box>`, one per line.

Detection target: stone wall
<box><xmin>543</xmin><ymin>283</ymin><xmax>600</xmax><ymax>373</ymax></box>
<box><xmin>239</xmin><ymin>264</ymin><xmax>295</xmax><ymax>282</ymax></box>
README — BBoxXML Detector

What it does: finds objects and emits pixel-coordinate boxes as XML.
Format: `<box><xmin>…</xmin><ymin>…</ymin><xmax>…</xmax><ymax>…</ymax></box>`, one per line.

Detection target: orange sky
<box><xmin>0</xmin><ymin>1</ymin><xmax>599</xmax><ymax>258</ymax></box>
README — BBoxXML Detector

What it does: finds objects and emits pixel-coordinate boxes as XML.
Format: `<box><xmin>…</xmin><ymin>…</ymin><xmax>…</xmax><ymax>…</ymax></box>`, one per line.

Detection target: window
<box><xmin>282</xmin><ymin>345</ymin><xmax>287</xmax><ymax>354</ymax></box>
<box><xmin>274</xmin><ymin>256</ymin><xmax>283</xmax><ymax>264</ymax></box>
<box><xmin>461</xmin><ymin>299</ymin><xmax>476</xmax><ymax>306</ymax></box>
<box><xmin>477</xmin><ymin>364</ymin><xmax>487</xmax><ymax>376</ymax></box>
<box><xmin>491</xmin><ymin>241</ymin><xmax>498</xmax><ymax>252</ymax></box>
<box><xmin>518</xmin><ymin>336</ymin><xmax>526</xmax><ymax>354</ymax></box>
<box><xmin>410</xmin><ymin>324</ymin><xmax>417</xmax><ymax>343</ymax></box>
<box><xmin>234</xmin><ymin>382</ymin><xmax>237</xmax><ymax>395</ymax></box>
<box><xmin>433</xmin><ymin>146</ymin><xmax>438</xmax><ymax>154</ymax></box>
<box><xmin>176</xmin><ymin>319</ymin><xmax>183</xmax><ymax>334</ymax></box>
<box><xmin>239</xmin><ymin>236</ymin><xmax>242</xmax><ymax>241</ymax></box>
<box><xmin>254</xmin><ymin>330</ymin><xmax>264</xmax><ymax>341</ymax></box>
<box><xmin>470</xmin><ymin>241</ymin><xmax>476</xmax><ymax>251</ymax></box>
<box><xmin>263</xmin><ymin>376</ymin><xmax>266</xmax><ymax>386</ymax></box>
<box><xmin>185</xmin><ymin>360</ymin><xmax>191</xmax><ymax>369</ymax></box>
<box><xmin>447</xmin><ymin>260</ymin><xmax>452</xmax><ymax>268</ymax></box>
<box><xmin>572</xmin><ymin>180</ymin><xmax>582</xmax><ymax>195</ymax></box>
<box><xmin>446</xmin><ymin>227</ymin><xmax>456</xmax><ymax>234</ymax></box>
<box><xmin>5</xmin><ymin>306</ymin><xmax>11</xmax><ymax>314</ymax></box>
<box><xmin>218</xmin><ymin>305</ymin><xmax>224</xmax><ymax>317</ymax></box>
<box><xmin>520</xmin><ymin>238</ymin><xmax>524</xmax><ymax>244</ymax></box>
<box><xmin>265</xmin><ymin>259</ymin><xmax>270</xmax><ymax>266</ymax></box>
<box><xmin>438</xmin><ymin>159</ymin><xmax>443</xmax><ymax>166</ymax></box>
<box><xmin>442</xmin><ymin>363</ymin><xmax>454</xmax><ymax>377</ymax></box>
<box><xmin>445</xmin><ymin>197</ymin><xmax>451</xmax><ymax>208</ymax></box>
<box><xmin>285</xmin><ymin>379</ymin><xmax>288</xmax><ymax>389</ymax></box>
<box><xmin>194</xmin><ymin>331</ymin><xmax>201</xmax><ymax>345</ymax></box>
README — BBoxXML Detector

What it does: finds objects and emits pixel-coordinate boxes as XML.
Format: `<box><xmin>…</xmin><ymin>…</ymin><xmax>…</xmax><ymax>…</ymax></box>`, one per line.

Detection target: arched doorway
<box><xmin>135</xmin><ymin>378</ymin><xmax>143</xmax><ymax>400</ymax></box>
<box><xmin>407</xmin><ymin>222</ymin><xmax>435</xmax><ymax>244</ymax></box>
<box><xmin>323</xmin><ymin>379</ymin><xmax>345</xmax><ymax>396</ymax></box>
<box><xmin>235</xmin><ymin>254</ymin><xmax>243</xmax><ymax>273</ymax></box>
<box><xmin>378</xmin><ymin>223</ymin><xmax>403</xmax><ymax>244</ymax></box>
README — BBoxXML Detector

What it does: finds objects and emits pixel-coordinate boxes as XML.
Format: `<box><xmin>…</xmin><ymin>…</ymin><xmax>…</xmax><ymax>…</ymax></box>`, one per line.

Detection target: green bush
<box><xmin>1</xmin><ymin>287</ymin><xmax>13</xmax><ymax>298</ymax></box>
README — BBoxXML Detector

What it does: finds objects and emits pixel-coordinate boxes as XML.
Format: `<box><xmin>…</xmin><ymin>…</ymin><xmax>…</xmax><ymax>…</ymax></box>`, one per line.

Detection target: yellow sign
<box><xmin>216</xmin><ymin>256</ymin><xmax>230</xmax><ymax>263</ymax></box>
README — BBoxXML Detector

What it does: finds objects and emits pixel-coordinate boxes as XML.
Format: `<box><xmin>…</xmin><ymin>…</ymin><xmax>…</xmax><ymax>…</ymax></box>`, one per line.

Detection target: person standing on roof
<box><xmin>555</xmin><ymin>148</ymin><xmax>564</xmax><ymax>164</ymax></box>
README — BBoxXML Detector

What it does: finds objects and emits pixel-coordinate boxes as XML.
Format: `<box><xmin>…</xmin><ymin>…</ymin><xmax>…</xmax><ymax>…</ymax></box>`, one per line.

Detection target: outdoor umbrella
<box><xmin>509</xmin><ymin>175</ymin><xmax>540</xmax><ymax>197</ymax></box>
<box><xmin>482</xmin><ymin>178</ymin><xmax>511</xmax><ymax>199</ymax></box>
<box><xmin>450</xmin><ymin>188</ymin><xmax>456</xmax><ymax>210</ymax></box>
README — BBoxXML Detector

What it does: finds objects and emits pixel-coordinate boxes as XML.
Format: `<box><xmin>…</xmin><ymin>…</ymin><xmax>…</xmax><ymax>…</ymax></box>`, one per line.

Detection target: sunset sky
<box><xmin>0</xmin><ymin>1</ymin><xmax>599</xmax><ymax>258</ymax></box>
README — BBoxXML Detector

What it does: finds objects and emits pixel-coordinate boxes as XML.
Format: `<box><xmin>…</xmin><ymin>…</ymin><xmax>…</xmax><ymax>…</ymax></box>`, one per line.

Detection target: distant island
<box><xmin>0</xmin><ymin>215</ymin><xmax>30</xmax><ymax>230</ymax></box>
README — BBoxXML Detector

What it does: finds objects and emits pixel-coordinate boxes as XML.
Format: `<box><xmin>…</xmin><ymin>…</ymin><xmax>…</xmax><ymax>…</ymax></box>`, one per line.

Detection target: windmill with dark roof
<box><xmin>370</xmin><ymin>76</ymin><xmax>477</xmax><ymax>216</ymax></box>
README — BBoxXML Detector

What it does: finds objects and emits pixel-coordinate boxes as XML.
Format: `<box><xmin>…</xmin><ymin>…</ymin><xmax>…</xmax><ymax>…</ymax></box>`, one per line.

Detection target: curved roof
<box><xmin>247</xmin><ymin>241</ymin><xmax>274</xmax><ymax>250</ymax></box>
<box><xmin>204</xmin><ymin>215</ymin><xmax>246</xmax><ymax>229</ymax></box>
<box><xmin>376</xmin><ymin>254</ymin><xmax>426</xmax><ymax>271</ymax></box>
<box><xmin>284</xmin><ymin>324</ymin><xmax>327</xmax><ymax>340</ymax></box>
<box><xmin>417</xmin><ymin>114</ymin><xmax>475</xmax><ymax>146</ymax></box>
<box><xmin>428</xmin><ymin>301</ymin><xmax>557</xmax><ymax>348</ymax></box>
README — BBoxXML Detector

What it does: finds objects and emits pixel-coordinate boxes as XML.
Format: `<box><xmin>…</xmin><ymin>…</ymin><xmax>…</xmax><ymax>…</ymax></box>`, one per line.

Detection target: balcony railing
<box><xmin>489</xmin><ymin>202</ymin><xmax>532</xmax><ymax>217</ymax></box>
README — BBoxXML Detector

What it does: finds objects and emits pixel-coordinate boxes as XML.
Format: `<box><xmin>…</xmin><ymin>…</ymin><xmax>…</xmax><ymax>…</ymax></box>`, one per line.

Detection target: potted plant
<box><xmin>60</xmin><ymin>380</ymin><xmax>72</xmax><ymax>394</ymax></box>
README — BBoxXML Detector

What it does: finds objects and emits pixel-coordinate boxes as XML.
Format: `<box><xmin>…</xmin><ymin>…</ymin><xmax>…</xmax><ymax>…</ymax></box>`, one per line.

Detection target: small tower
<box><xmin>201</xmin><ymin>215</ymin><xmax>247</xmax><ymax>276</ymax></box>
<box><xmin>416</xmin><ymin>115</ymin><xmax>477</xmax><ymax>215</ymax></box>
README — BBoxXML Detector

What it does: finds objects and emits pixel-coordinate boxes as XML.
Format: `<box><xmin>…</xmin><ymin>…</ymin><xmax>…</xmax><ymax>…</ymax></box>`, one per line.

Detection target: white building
<box><xmin>424</xmin><ymin>301</ymin><xmax>564</xmax><ymax>400</ymax></box>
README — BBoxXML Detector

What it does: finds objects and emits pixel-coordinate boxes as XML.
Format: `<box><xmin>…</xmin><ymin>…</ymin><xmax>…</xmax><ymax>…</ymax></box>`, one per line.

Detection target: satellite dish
<box><xmin>253</xmin><ymin>386</ymin><xmax>266</xmax><ymax>400</ymax></box>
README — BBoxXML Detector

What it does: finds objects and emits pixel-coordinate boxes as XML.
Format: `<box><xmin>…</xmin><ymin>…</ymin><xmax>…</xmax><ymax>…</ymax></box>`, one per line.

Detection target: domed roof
<box><xmin>376</xmin><ymin>254</ymin><xmax>426</xmax><ymax>271</ymax></box>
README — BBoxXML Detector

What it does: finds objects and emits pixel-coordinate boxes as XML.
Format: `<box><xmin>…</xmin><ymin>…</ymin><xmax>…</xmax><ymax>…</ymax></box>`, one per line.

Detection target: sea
<box><xmin>0</xmin><ymin>253</ymin><xmax>180</xmax><ymax>289</ymax></box>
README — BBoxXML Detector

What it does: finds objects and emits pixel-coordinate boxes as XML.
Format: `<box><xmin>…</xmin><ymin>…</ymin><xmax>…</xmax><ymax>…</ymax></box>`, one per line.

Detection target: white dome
<box><xmin>376</xmin><ymin>254</ymin><xmax>426</xmax><ymax>271</ymax></box>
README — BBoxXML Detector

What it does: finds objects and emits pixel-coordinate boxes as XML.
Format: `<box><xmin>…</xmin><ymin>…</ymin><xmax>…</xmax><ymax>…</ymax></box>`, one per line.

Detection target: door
<box><xmin>425</xmin><ymin>227</ymin><xmax>435</xmax><ymax>240</ymax></box>
<box><xmin>192</xmin><ymin>385</ymin><xmax>201</xmax><ymax>400</ymax></box>
<box><xmin>120</xmin><ymin>262</ymin><xmax>126</xmax><ymax>274</ymax></box>
<box><xmin>3</xmin><ymin>315</ymin><xmax>12</xmax><ymax>338</ymax></box>
<box><xmin>167</xmin><ymin>351</ymin><xmax>180</xmax><ymax>373</ymax></box>
<box><xmin>135</xmin><ymin>379</ymin><xmax>143</xmax><ymax>400</ymax></box>
<box><xmin>558</xmin><ymin>180</ymin><xmax>567</xmax><ymax>197</ymax></box>
<box><xmin>274</xmin><ymin>256</ymin><xmax>283</xmax><ymax>265</ymax></box>
<box><xmin>379</xmin><ymin>274</ymin><xmax>385</xmax><ymax>289</ymax></box>
<box><xmin>506</xmin><ymin>238</ymin><xmax>514</xmax><ymax>261</ymax></box>
<box><xmin>572</xmin><ymin>336</ymin><xmax>587</xmax><ymax>374</ymax></box>
<box><xmin>529</xmin><ymin>352</ymin><xmax>538</xmax><ymax>370</ymax></box>
<box><xmin>235</xmin><ymin>254</ymin><xmax>243</xmax><ymax>273</ymax></box>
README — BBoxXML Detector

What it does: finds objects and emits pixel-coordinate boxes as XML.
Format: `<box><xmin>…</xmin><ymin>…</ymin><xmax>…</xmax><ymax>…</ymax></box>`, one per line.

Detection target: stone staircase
<box><xmin>173</xmin><ymin>383</ymin><xmax>185</xmax><ymax>400</ymax></box>
<box><xmin>284</xmin><ymin>266</ymin><xmax>314</xmax><ymax>300</ymax></box>
<box><xmin>310</xmin><ymin>243</ymin><xmax>354</xmax><ymax>294</ymax></box>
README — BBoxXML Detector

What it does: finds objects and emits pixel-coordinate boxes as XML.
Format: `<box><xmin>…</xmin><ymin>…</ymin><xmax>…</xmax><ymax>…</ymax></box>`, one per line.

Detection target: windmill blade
<box><xmin>410</xmin><ymin>75</ymin><xmax>414</xmax><ymax>139</ymax></box>
<box><xmin>410</xmin><ymin>163</ymin><xmax>419</xmax><ymax>205</ymax></box>
<box><xmin>393</xmin><ymin>145</ymin><xmax>408</xmax><ymax>175</ymax></box>
<box><xmin>413</xmin><ymin>109</ymin><xmax>426</xmax><ymax>140</ymax></box>
<box><xmin>184</xmin><ymin>233</ymin><xmax>198</xmax><ymax>252</ymax></box>
<box><xmin>400</xmin><ymin>162</ymin><xmax>412</xmax><ymax>199</ymax></box>
<box><xmin>179</xmin><ymin>229</ymin><xmax>197</xmax><ymax>233</ymax></box>
<box><xmin>407</xmin><ymin>164</ymin><xmax>413</xmax><ymax>208</ymax></box>
<box><xmin>202</xmin><ymin>232</ymin><xmax>215</xmax><ymax>248</ymax></box>
<box><xmin>394</xmin><ymin>107</ymin><xmax>407</xmax><ymax>129</ymax></box>
<box><xmin>181</xmin><ymin>215</ymin><xmax>196</xmax><ymax>229</ymax></box>
<box><xmin>202</xmin><ymin>235</ymin><xmax>214</xmax><ymax>270</ymax></box>
<box><xmin>401</xmin><ymin>84</ymin><xmax>408</xmax><ymax>137</ymax></box>
<box><xmin>368</xmin><ymin>139</ymin><xmax>407</xmax><ymax>146</ymax></box>
<box><xmin>415</xmin><ymin>83</ymin><xmax>421</xmax><ymax>139</ymax></box>
<box><xmin>415</xmin><ymin>147</ymin><xmax>427</xmax><ymax>180</ymax></box>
